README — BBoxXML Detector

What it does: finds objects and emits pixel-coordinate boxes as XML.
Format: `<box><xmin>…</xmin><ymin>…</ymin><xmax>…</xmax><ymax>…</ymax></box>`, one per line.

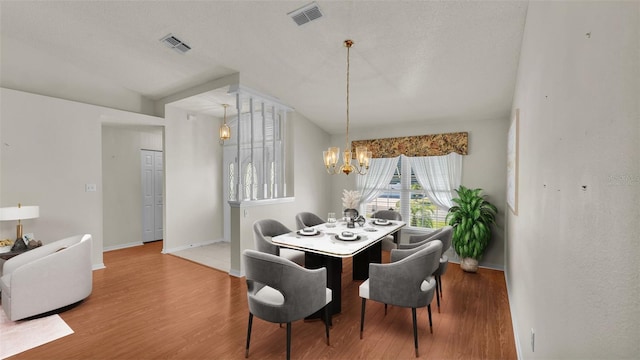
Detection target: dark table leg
<box><xmin>352</xmin><ymin>241</ymin><xmax>382</xmax><ymax>280</ymax></box>
<box><xmin>305</xmin><ymin>252</ymin><xmax>342</xmax><ymax>317</ymax></box>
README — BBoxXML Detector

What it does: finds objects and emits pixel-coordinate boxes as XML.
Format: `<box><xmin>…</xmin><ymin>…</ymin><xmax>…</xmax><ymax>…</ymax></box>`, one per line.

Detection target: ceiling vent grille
<box><xmin>159</xmin><ymin>34</ymin><xmax>191</xmax><ymax>54</ymax></box>
<box><xmin>288</xmin><ymin>2</ymin><xmax>323</xmax><ymax>26</ymax></box>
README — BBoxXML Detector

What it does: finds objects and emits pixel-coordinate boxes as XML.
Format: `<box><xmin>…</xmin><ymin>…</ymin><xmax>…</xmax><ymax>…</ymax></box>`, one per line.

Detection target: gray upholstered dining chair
<box><xmin>243</xmin><ymin>249</ymin><xmax>332</xmax><ymax>360</ymax></box>
<box><xmin>253</xmin><ymin>219</ymin><xmax>305</xmax><ymax>266</ymax></box>
<box><xmin>398</xmin><ymin>225</ymin><xmax>453</xmax><ymax>312</ymax></box>
<box><xmin>359</xmin><ymin>240</ymin><xmax>442</xmax><ymax>357</ymax></box>
<box><xmin>371</xmin><ymin>210</ymin><xmax>403</xmax><ymax>252</ymax></box>
<box><xmin>294</xmin><ymin>212</ymin><xmax>325</xmax><ymax>230</ymax></box>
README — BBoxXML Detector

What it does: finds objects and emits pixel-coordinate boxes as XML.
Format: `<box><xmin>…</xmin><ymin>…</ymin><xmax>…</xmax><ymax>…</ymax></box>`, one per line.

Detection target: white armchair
<box><xmin>0</xmin><ymin>234</ymin><xmax>93</xmax><ymax>321</ymax></box>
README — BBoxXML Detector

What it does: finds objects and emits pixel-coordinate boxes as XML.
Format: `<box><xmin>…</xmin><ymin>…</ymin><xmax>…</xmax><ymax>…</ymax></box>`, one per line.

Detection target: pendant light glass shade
<box><xmin>219</xmin><ymin>104</ymin><xmax>231</xmax><ymax>141</ymax></box>
<box><xmin>219</xmin><ymin>123</ymin><xmax>231</xmax><ymax>141</ymax></box>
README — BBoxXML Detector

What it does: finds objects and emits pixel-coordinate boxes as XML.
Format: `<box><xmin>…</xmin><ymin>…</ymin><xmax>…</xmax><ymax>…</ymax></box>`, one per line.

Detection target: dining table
<box><xmin>271</xmin><ymin>218</ymin><xmax>405</xmax><ymax>316</ymax></box>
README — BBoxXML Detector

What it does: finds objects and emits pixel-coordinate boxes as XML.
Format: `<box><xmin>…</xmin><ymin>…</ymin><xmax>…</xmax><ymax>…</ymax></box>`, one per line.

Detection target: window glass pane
<box><xmin>364</xmin><ymin>156</ymin><xmax>446</xmax><ymax>230</ymax></box>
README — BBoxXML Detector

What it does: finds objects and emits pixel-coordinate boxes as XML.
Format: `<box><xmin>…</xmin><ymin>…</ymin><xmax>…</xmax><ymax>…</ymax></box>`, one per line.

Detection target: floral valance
<box><xmin>351</xmin><ymin>132</ymin><xmax>468</xmax><ymax>158</ymax></box>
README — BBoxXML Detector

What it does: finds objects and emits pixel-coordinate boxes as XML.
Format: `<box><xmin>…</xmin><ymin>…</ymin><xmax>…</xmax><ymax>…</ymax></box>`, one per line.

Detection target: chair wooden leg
<box><xmin>324</xmin><ymin>305</ymin><xmax>331</xmax><ymax>346</ymax></box>
<box><xmin>435</xmin><ymin>278</ymin><xmax>441</xmax><ymax>313</ymax></box>
<box><xmin>427</xmin><ymin>304</ymin><xmax>433</xmax><ymax>334</ymax></box>
<box><xmin>286</xmin><ymin>322</ymin><xmax>292</xmax><ymax>360</ymax></box>
<box><xmin>245</xmin><ymin>312</ymin><xmax>253</xmax><ymax>358</ymax></box>
<box><xmin>412</xmin><ymin>307</ymin><xmax>419</xmax><ymax>357</ymax></box>
<box><xmin>360</xmin><ymin>298</ymin><xmax>366</xmax><ymax>339</ymax></box>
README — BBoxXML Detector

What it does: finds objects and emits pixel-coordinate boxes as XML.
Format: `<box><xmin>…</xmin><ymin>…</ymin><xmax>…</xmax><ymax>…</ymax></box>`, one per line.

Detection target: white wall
<box><xmin>0</xmin><ymin>86</ymin><xmax>330</xmax><ymax>274</ymax></box>
<box><xmin>0</xmin><ymin>88</ymin><xmax>164</xmax><ymax>267</ymax></box>
<box><xmin>163</xmin><ymin>106</ymin><xmax>224</xmax><ymax>253</ymax></box>
<box><xmin>507</xmin><ymin>2</ymin><xmax>640</xmax><ymax>358</ymax></box>
<box><xmin>102</xmin><ymin>125</ymin><xmax>163</xmax><ymax>250</ymax></box>
<box><xmin>329</xmin><ymin>116</ymin><xmax>509</xmax><ymax>269</ymax></box>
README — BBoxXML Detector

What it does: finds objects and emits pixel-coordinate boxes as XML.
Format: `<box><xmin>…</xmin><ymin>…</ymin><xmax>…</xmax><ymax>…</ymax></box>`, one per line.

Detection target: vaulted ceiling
<box><xmin>0</xmin><ymin>1</ymin><xmax>528</xmax><ymax>134</ymax></box>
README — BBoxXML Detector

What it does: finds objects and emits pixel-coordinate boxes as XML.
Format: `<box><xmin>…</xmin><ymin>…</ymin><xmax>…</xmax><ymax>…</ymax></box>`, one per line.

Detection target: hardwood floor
<box><xmin>11</xmin><ymin>241</ymin><xmax>516</xmax><ymax>359</ymax></box>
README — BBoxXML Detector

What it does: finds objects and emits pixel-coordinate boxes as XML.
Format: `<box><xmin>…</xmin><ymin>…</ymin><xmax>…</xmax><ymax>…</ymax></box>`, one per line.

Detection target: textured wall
<box><xmin>507</xmin><ymin>2</ymin><xmax>640</xmax><ymax>358</ymax></box>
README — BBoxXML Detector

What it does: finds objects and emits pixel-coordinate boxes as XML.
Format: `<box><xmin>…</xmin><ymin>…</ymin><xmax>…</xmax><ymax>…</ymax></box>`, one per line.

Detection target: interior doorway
<box><xmin>102</xmin><ymin>125</ymin><xmax>164</xmax><ymax>251</ymax></box>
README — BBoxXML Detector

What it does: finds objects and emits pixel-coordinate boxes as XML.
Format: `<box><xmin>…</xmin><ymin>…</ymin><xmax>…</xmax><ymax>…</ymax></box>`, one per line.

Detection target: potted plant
<box><xmin>446</xmin><ymin>185</ymin><xmax>497</xmax><ymax>272</ymax></box>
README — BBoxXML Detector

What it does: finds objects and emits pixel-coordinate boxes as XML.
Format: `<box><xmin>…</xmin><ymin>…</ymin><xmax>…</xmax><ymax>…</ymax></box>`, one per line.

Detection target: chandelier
<box><xmin>323</xmin><ymin>40</ymin><xmax>371</xmax><ymax>175</ymax></box>
<box><xmin>219</xmin><ymin>104</ymin><xmax>231</xmax><ymax>142</ymax></box>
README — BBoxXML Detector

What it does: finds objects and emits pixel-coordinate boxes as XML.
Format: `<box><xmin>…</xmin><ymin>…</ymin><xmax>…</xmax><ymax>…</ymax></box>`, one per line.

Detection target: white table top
<box><xmin>272</xmin><ymin>219</ymin><xmax>405</xmax><ymax>258</ymax></box>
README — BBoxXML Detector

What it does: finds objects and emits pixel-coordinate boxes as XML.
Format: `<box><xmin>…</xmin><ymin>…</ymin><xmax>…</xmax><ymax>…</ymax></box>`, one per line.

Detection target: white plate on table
<box><xmin>0</xmin><ymin>245</ymin><xmax>12</xmax><ymax>253</ymax></box>
<box><xmin>335</xmin><ymin>232</ymin><xmax>360</xmax><ymax>241</ymax></box>
<box><xmin>297</xmin><ymin>228</ymin><xmax>320</xmax><ymax>236</ymax></box>
<box><xmin>372</xmin><ymin>219</ymin><xmax>393</xmax><ymax>226</ymax></box>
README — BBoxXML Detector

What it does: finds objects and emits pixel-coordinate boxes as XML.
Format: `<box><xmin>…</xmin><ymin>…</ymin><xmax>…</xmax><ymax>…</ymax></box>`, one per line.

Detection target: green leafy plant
<box><xmin>409</xmin><ymin>198</ymin><xmax>434</xmax><ymax>228</ymax></box>
<box><xmin>446</xmin><ymin>185</ymin><xmax>497</xmax><ymax>260</ymax></box>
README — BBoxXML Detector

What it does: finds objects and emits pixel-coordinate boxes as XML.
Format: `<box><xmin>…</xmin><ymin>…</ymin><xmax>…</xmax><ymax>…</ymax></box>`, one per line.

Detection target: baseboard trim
<box><xmin>504</xmin><ymin>268</ymin><xmax>522</xmax><ymax>359</ymax></box>
<box><xmin>163</xmin><ymin>239</ymin><xmax>227</xmax><ymax>254</ymax></box>
<box><xmin>103</xmin><ymin>242</ymin><xmax>144</xmax><ymax>252</ymax></box>
<box><xmin>92</xmin><ymin>263</ymin><xmax>106</xmax><ymax>270</ymax></box>
<box><xmin>447</xmin><ymin>259</ymin><xmax>505</xmax><ymax>272</ymax></box>
<box><xmin>228</xmin><ymin>268</ymin><xmax>242</xmax><ymax>278</ymax></box>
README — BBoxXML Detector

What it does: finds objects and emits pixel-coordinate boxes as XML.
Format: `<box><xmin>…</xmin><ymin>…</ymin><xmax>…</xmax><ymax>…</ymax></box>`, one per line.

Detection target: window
<box><xmin>362</xmin><ymin>155</ymin><xmax>455</xmax><ymax>230</ymax></box>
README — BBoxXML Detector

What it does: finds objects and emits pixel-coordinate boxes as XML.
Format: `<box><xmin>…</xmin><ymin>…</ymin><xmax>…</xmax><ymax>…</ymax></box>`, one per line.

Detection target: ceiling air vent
<box><xmin>288</xmin><ymin>2</ymin><xmax>323</xmax><ymax>26</ymax></box>
<box><xmin>159</xmin><ymin>33</ymin><xmax>191</xmax><ymax>54</ymax></box>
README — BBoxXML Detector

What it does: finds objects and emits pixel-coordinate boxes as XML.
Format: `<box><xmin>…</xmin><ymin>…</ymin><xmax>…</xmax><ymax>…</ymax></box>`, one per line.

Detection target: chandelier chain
<box><xmin>223</xmin><ymin>104</ymin><xmax>228</xmax><ymax>124</ymax></box>
<box><xmin>345</xmin><ymin>40</ymin><xmax>351</xmax><ymax>151</ymax></box>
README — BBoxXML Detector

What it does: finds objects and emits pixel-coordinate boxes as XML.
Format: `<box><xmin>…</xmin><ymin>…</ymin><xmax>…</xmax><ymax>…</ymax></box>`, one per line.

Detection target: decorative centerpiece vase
<box><xmin>343</xmin><ymin>208</ymin><xmax>358</xmax><ymax>228</ymax></box>
<box><xmin>341</xmin><ymin>189</ymin><xmax>362</xmax><ymax>229</ymax></box>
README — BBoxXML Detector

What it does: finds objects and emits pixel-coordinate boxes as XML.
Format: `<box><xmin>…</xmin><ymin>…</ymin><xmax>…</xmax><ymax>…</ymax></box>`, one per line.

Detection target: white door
<box><xmin>142</xmin><ymin>150</ymin><xmax>163</xmax><ymax>242</ymax></box>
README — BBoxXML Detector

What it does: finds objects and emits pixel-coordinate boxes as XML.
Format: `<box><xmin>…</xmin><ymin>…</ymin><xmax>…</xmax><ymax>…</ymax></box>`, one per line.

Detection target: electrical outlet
<box><xmin>85</xmin><ymin>183</ymin><xmax>97</xmax><ymax>192</ymax></box>
<box><xmin>531</xmin><ymin>328</ymin><xmax>535</xmax><ymax>352</ymax></box>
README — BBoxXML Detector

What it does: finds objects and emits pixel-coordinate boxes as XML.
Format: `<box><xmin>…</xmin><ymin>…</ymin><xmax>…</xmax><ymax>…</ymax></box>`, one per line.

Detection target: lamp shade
<box><xmin>0</xmin><ymin>206</ymin><xmax>39</xmax><ymax>221</ymax></box>
<box><xmin>219</xmin><ymin>123</ymin><xmax>231</xmax><ymax>141</ymax></box>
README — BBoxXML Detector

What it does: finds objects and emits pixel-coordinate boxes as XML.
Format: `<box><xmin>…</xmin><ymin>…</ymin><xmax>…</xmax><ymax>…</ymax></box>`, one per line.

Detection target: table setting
<box><xmin>272</xmin><ymin>213</ymin><xmax>406</xmax><ymax>316</ymax></box>
<box><xmin>276</xmin><ymin>215</ymin><xmax>403</xmax><ymax>257</ymax></box>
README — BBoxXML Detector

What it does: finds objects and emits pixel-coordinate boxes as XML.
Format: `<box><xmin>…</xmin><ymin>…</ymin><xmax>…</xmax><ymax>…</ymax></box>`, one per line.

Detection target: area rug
<box><xmin>0</xmin><ymin>307</ymin><xmax>73</xmax><ymax>359</ymax></box>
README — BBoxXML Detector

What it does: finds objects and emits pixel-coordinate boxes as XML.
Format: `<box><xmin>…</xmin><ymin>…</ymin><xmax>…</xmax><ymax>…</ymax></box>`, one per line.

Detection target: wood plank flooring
<box><xmin>10</xmin><ymin>241</ymin><xmax>516</xmax><ymax>359</ymax></box>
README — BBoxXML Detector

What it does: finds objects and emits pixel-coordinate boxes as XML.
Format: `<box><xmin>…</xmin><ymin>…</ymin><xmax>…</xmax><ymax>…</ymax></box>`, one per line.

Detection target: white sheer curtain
<box><xmin>356</xmin><ymin>156</ymin><xmax>399</xmax><ymax>215</ymax></box>
<box><xmin>409</xmin><ymin>152</ymin><xmax>462</xmax><ymax>210</ymax></box>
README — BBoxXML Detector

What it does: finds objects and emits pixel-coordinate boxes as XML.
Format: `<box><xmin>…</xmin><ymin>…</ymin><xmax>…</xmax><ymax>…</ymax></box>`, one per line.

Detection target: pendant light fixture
<box><xmin>323</xmin><ymin>39</ymin><xmax>371</xmax><ymax>175</ymax></box>
<box><xmin>219</xmin><ymin>104</ymin><xmax>231</xmax><ymax>142</ymax></box>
